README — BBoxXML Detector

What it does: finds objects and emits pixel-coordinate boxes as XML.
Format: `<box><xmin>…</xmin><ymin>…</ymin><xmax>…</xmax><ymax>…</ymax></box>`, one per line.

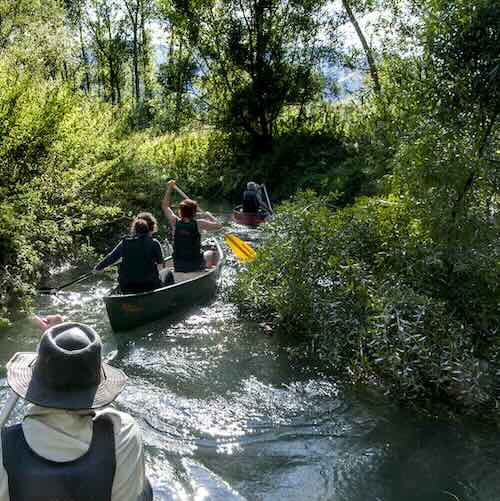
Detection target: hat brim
<box><xmin>7</xmin><ymin>353</ymin><xmax>127</xmax><ymax>410</ymax></box>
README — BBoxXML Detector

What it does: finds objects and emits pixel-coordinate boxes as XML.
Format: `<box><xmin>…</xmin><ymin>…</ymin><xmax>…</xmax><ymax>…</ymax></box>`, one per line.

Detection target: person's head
<box><xmin>130</xmin><ymin>217</ymin><xmax>150</xmax><ymax>236</ymax></box>
<box><xmin>137</xmin><ymin>212</ymin><xmax>158</xmax><ymax>234</ymax></box>
<box><xmin>178</xmin><ymin>199</ymin><xmax>198</xmax><ymax>219</ymax></box>
<box><xmin>6</xmin><ymin>322</ymin><xmax>127</xmax><ymax>410</ymax></box>
<box><xmin>247</xmin><ymin>181</ymin><xmax>258</xmax><ymax>191</ymax></box>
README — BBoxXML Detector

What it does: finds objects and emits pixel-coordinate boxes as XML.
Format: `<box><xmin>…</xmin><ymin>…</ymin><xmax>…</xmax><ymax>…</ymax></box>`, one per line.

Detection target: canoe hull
<box><xmin>103</xmin><ymin>242</ymin><xmax>223</xmax><ymax>332</ymax></box>
<box><xmin>232</xmin><ymin>208</ymin><xmax>267</xmax><ymax>226</ymax></box>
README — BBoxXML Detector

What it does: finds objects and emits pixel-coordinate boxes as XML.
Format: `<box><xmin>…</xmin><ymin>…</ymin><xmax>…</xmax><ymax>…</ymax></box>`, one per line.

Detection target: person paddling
<box><xmin>241</xmin><ymin>182</ymin><xmax>269</xmax><ymax>214</ymax></box>
<box><xmin>94</xmin><ymin>212</ymin><xmax>172</xmax><ymax>293</ymax></box>
<box><xmin>0</xmin><ymin>318</ymin><xmax>152</xmax><ymax>501</ymax></box>
<box><xmin>162</xmin><ymin>180</ymin><xmax>223</xmax><ymax>272</ymax></box>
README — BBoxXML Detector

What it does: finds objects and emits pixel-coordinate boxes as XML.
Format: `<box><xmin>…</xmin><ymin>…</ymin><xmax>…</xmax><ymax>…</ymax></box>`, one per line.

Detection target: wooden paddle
<box><xmin>38</xmin><ymin>271</ymin><xmax>93</xmax><ymax>294</ymax></box>
<box><xmin>172</xmin><ymin>185</ymin><xmax>257</xmax><ymax>262</ymax></box>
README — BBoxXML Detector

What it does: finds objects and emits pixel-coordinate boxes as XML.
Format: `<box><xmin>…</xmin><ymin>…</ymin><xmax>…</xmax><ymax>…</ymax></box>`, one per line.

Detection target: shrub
<box><xmin>231</xmin><ymin>193</ymin><xmax>500</xmax><ymax>414</ymax></box>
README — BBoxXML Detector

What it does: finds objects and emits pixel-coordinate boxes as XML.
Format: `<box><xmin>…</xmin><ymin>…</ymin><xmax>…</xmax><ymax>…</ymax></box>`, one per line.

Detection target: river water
<box><xmin>1</xmin><ymin>208</ymin><xmax>499</xmax><ymax>501</ymax></box>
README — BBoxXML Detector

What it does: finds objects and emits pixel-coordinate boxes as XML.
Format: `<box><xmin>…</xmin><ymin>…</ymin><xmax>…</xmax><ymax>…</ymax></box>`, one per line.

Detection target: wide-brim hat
<box><xmin>7</xmin><ymin>322</ymin><xmax>127</xmax><ymax>410</ymax></box>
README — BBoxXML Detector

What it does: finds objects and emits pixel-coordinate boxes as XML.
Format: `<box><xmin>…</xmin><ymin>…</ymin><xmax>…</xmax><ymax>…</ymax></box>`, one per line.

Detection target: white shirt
<box><xmin>0</xmin><ymin>404</ymin><xmax>148</xmax><ymax>501</ymax></box>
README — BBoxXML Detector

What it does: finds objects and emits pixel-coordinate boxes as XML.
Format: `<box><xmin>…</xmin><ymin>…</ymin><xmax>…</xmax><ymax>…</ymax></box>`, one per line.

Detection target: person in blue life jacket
<box><xmin>94</xmin><ymin>212</ymin><xmax>173</xmax><ymax>293</ymax></box>
<box><xmin>0</xmin><ymin>316</ymin><xmax>153</xmax><ymax>501</ymax></box>
<box><xmin>162</xmin><ymin>180</ymin><xmax>223</xmax><ymax>272</ymax></box>
<box><xmin>241</xmin><ymin>181</ymin><xmax>269</xmax><ymax>214</ymax></box>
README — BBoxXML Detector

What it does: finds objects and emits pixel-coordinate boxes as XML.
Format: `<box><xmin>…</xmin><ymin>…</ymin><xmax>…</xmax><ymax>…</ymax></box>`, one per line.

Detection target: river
<box><xmin>0</xmin><ymin>207</ymin><xmax>499</xmax><ymax>501</ymax></box>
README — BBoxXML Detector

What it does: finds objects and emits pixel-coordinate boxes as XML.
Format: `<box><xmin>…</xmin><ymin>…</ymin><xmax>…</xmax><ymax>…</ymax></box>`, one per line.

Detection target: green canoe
<box><xmin>103</xmin><ymin>241</ymin><xmax>224</xmax><ymax>331</ymax></box>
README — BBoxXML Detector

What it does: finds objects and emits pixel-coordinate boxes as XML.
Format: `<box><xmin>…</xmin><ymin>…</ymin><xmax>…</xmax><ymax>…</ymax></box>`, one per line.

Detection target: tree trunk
<box><xmin>79</xmin><ymin>22</ymin><xmax>91</xmax><ymax>94</ymax></box>
<box><xmin>253</xmin><ymin>0</ymin><xmax>272</xmax><ymax>152</ymax></box>
<box><xmin>342</xmin><ymin>0</ymin><xmax>381</xmax><ymax>94</ymax></box>
<box><xmin>133</xmin><ymin>25</ymin><xmax>140</xmax><ymax>100</ymax></box>
<box><xmin>125</xmin><ymin>0</ymin><xmax>140</xmax><ymax>101</ymax></box>
<box><xmin>140</xmin><ymin>0</ymin><xmax>150</xmax><ymax>97</ymax></box>
<box><xmin>451</xmin><ymin>113</ymin><xmax>498</xmax><ymax>220</ymax></box>
<box><xmin>174</xmin><ymin>40</ymin><xmax>183</xmax><ymax>129</ymax></box>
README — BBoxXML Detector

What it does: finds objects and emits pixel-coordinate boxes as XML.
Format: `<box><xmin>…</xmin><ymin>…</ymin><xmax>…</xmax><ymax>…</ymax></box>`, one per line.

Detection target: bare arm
<box><xmin>32</xmin><ymin>314</ymin><xmax>65</xmax><ymax>331</ymax></box>
<box><xmin>197</xmin><ymin>219</ymin><xmax>224</xmax><ymax>232</ymax></box>
<box><xmin>162</xmin><ymin>181</ymin><xmax>179</xmax><ymax>227</ymax></box>
<box><xmin>194</xmin><ymin>206</ymin><xmax>223</xmax><ymax>232</ymax></box>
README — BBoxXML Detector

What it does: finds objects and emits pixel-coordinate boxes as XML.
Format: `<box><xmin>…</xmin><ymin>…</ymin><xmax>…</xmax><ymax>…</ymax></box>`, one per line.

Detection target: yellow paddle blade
<box><xmin>224</xmin><ymin>233</ymin><xmax>257</xmax><ymax>262</ymax></box>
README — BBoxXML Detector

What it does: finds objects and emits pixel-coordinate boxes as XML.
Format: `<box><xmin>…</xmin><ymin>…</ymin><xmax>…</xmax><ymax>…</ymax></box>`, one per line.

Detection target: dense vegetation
<box><xmin>0</xmin><ymin>0</ymin><xmax>498</xmax><ymax>414</ymax></box>
<box><xmin>233</xmin><ymin>0</ymin><xmax>500</xmax><ymax>414</ymax></box>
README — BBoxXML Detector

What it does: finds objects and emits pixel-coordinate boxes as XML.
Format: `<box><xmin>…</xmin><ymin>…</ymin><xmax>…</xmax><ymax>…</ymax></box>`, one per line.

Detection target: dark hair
<box><xmin>131</xmin><ymin>218</ymin><xmax>149</xmax><ymax>235</ymax></box>
<box><xmin>179</xmin><ymin>199</ymin><xmax>197</xmax><ymax>219</ymax></box>
<box><xmin>136</xmin><ymin>212</ymin><xmax>158</xmax><ymax>233</ymax></box>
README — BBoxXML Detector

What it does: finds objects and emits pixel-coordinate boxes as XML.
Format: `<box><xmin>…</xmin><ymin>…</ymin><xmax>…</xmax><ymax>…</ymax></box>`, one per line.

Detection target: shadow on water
<box><xmin>1</xmin><ymin>206</ymin><xmax>500</xmax><ymax>500</ymax></box>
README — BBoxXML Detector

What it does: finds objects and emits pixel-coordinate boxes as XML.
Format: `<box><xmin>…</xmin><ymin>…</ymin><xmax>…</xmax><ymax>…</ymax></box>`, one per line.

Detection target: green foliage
<box><xmin>159</xmin><ymin>0</ymin><xmax>329</xmax><ymax>152</ymax></box>
<box><xmin>424</xmin><ymin>0</ymin><xmax>500</xmax><ymax>121</ymax></box>
<box><xmin>0</xmin><ymin>61</ymin><xmax>125</xmax><ymax>322</ymax></box>
<box><xmin>232</xmin><ymin>193</ymin><xmax>500</xmax><ymax>413</ymax></box>
<box><xmin>0</xmin><ymin>56</ymin><xmax>233</xmax><ymax>325</ymax></box>
<box><xmin>1</xmin><ymin>0</ymin><xmax>498</xmax><ymax>421</ymax></box>
<box><xmin>231</xmin><ymin>0</ymin><xmax>500</xmax><ymax>415</ymax></box>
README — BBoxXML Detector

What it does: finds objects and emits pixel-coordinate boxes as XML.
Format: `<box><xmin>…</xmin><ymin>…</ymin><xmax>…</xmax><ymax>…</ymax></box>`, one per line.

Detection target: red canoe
<box><xmin>232</xmin><ymin>207</ymin><xmax>268</xmax><ymax>226</ymax></box>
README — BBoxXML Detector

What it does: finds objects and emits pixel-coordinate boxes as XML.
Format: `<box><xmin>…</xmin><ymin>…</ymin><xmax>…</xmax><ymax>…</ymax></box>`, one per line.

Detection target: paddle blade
<box><xmin>224</xmin><ymin>233</ymin><xmax>256</xmax><ymax>262</ymax></box>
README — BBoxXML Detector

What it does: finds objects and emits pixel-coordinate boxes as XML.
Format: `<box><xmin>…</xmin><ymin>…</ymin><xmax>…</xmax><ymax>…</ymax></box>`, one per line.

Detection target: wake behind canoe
<box><xmin>103</xmin><ymin>241</ymin><xmax>224</xmax><ymax>331</ymax></box>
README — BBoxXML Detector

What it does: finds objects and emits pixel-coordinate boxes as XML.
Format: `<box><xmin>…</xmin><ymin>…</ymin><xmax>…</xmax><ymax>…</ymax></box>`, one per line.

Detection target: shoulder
<box><xmin>96</xmin><ymin>408</ymin><xmax>147</xmax><ymax>501</ymax></box>
<box><xmin>95</xmin><ymin>408</ymin><xmax>142</xmax><ymax>448</ymax></box>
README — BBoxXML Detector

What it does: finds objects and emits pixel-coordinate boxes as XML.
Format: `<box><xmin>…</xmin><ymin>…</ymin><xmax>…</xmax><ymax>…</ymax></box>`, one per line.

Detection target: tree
<box><xmin>87</xmin><ymin>0</ymin><xmax>129</xmax><ymax>104</ymax></box>
<box><xmin>157</xmin><ymin>30</ymin><xmax>197</xmax><ymax>130</ymax></box>
<box><xmin>341</xmin><ymin>0</ymin><xmax>381</xmax><ymax>94</ymax></box>
<box><xmin>123</xmin><ymin>0</ymin><xmax>140</xmax><ymax>100</ymax></box>
<box><xmin>423</xmin><ymin>0</ymin><xmax>500</xmax><ymax>219</ymax></box>
<box><xmin>158</xmin><ymin>0</ymin><xmax>327</xmax><ymax>153</ymax></box>
<box><xmin>64</xmin><ymin>0</ymin><xmax>92</xmax><ymax>93</ymax></box>
<box><xmin>122</xmin><ymin>0</ymin><xmax>153</xmax><ymax>100</ymax></box>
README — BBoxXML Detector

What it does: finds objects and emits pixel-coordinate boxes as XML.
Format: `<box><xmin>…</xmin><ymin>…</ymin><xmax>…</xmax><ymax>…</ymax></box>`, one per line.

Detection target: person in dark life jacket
<box><xmin>241</xmin><ymin>181</ymin><xmax>269</xmax><ymax>214</ymax></box>
<box><xmin>0</xmin><ymin>316</ymin><xmax>152</xmax><ymax>501</ymax></box>
<box><xmin>162</xmin><ymin>180</ymin><xmax>223</xmax><ymax>272</ymax></box>
<box><xmin>94</xmin><ymin>212</ymin><xmax>173</xmax><ymax>293</ymax></box>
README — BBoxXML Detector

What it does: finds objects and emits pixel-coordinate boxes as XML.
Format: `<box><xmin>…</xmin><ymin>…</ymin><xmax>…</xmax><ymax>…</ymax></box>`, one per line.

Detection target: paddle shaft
<box><xmin>261</xmin><ymin>184</ymin><xmax>273</xmax><ymax>214</ymax></box>
<box><xmin>0</xmin><ymin>392</ymin><xmax>18</xmax><ymax>428</ymax></box>
<box><xmin>38</xmin><ymin>271</ymin><xmax>93</xmax><ymax>294</ymax></box>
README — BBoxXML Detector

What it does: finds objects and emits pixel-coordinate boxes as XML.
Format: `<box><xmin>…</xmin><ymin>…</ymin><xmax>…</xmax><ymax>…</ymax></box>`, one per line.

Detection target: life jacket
<box><xmin>2</xmin><ymin>417</ymin><xmax>115</xmax><ymax>501</ymax></box>
<box><xmin>242</xmin><ymin>190</ymin><xmax>259</xmax><ymax>213</ymax></box>
<box><xmin>119</xmin><ymin>235</ymin><xmax>161</xmax><ymax>292</ymax></box>
<box><xmin>173</xmin><ymin>219</ymin><xmax>203</xmax><ymax>272</ymax></box>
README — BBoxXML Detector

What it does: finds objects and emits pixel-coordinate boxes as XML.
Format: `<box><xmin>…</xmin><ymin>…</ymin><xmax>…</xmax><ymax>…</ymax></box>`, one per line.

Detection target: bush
<box><xmin>231</xmin><ymin>193</ymin><xmax>500</xmax><ymax>414</ymax></box>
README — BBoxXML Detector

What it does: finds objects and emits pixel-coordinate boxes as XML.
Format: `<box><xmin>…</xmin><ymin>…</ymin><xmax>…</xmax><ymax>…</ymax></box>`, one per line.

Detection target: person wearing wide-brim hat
<box><xmin>0</xmin><ymin>320</ymin><xmax>152</xmax><ymax>501</ymax></box>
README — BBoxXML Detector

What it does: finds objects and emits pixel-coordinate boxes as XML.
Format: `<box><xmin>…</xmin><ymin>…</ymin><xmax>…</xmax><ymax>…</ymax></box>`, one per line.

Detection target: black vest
<box><xmin>242</xmin><ymin>190</ymin><xmax>259</xmax><ymax>213</ymax></box>
<box><xmin>2</xmin><ymin>417</ymin><xmax>115</xmax><ymax>501</ymax></box>
<box><xmin>173</xmin><ymin>219</ymin><xmax>203</xmax><ymax>272</ymax></box>
<box><xmin>119</xmin><ymin>236</ymin><xmax>161</xmax><ymax>293</ymax></box>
